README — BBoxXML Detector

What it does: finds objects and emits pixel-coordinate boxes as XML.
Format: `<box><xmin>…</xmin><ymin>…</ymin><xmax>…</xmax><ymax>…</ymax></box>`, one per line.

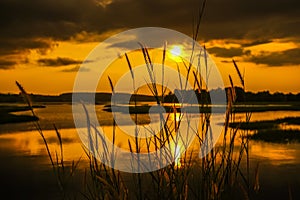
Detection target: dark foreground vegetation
<box><xmin>0</xmin><ymin>105</ymin><xmax>44</xmax><ymax>124</ymax></box>
<box><xmin>230</xmin><ymin>116</ymin><xmax>300</xmax><ymax>143</ymax></box>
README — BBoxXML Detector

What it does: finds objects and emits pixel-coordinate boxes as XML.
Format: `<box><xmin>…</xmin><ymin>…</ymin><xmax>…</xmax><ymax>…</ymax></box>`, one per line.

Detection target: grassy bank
<box><xmin>103</xmin><ymin>103</ymin><xmax>300</xmax><ymax>114</ymax></box>
<box><xmin>0</xmin><ymin>105</ymin><xmax>44</xmax><ymax>124</ymax></box>
<box><xmin>229</xmin><ymin>116</ymin><xmax>300</xmax><ymax>143</ymax></box>
<box><xmin>249</xmin><ymin>129</ymin><xmax>300</xmax><ymax>143</ymax></box>
<box><xmin>229</xmin><ymin>116</ymin><xmax>300</xmax><ymax>130</ymax></box>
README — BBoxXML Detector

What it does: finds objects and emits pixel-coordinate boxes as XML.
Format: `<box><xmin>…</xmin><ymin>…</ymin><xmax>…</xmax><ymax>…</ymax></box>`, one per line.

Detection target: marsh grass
<box><xmin>16</xmin><ymin>42</ymin><xmax>258</xmax><ymax>199</ymax></box>
<box><xmin>16</xmin><ymin>81</ymin><xmax>82</xmax><ymax>199</ymax></box>
<box><xmin>15</xmin><ymin>1</ymin><xmax>261</xmax><ymax>197</ymax></box>
<box><xmin>101</xmin><ymin>50</ymin><xmax>255</xmax><ymax>199</ymax></box>
<box><xmin>230</xmin><ymin>116</ymin><xmax>300</xmax><ymax>130</ymax></box>
<box><xmin>230</xmin><ymin>116</ymin><xmax>300</xmax><ymax>143</ymax></box>
<box><xmin>250</xmin><ymin>129</ymin><xmax>300</xmax><ymax>143</ymax></box>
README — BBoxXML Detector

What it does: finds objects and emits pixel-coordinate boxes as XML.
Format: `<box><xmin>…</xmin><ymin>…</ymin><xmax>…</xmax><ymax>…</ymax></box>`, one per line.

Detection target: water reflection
<box><xmin>2</xmin><ymin>124</ymin><xmax>299</xmax><ymax>168</ymax></box>
<box><xmin>239</xmin><ymin>111</ymin><xmax>300</xmax><ymax>121</ymax></box>
<box><xmin>0</xmin><ymin>129</ymin><xmax>86</xmax><ymax>164</ymax></box>
<box><xmin>1</xmin><ymin>104</ymin><xmax>300</xmax><ymax>197</ymax></box>
<box><xmin>250</xmin><ymin>141</ymin><xmax>300</xmax><ymax>166</ymax></box>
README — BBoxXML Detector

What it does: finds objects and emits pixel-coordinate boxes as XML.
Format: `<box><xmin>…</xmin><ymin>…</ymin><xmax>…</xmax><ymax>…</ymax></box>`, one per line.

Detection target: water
<box><xmin>0</xmin><ymin>104</ymin><xmax>300</xmax><ymax>198</ymax></box>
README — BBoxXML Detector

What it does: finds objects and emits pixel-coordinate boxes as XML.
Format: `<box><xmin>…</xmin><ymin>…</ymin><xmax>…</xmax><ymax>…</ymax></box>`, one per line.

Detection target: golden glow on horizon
<box><xmin>97</xmin><ymin>48</ymin><xmax>199</xmax><ymax>94</ymax></box>
<box><xmin>0</xmin><ymin>41</ymin><xmax>99</xmax><ymax>95</ymax></box>
<box><xmin>245</xmin><ymin>39</ymin><xmax>298</xmax><ymax>54</ymax></box>
<box><xmin>0</xmin><ymin>37</ymin><xmax>300</xmax><ymax>95</ymax></box>
<box><xmin>205</xmin><ymin>38</ymin><xmax>300</xmax><ymax>93</ymax></box>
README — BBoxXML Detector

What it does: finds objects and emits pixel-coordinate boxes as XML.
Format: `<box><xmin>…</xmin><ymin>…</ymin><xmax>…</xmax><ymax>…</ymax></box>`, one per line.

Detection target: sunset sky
<box><xmin>0</xmin><ymin>0</ymin><xmax>299</xmax><ymax>95</ymax></box>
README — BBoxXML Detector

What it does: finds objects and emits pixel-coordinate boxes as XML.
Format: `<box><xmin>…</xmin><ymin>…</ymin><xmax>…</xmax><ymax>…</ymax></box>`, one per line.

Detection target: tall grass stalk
<box><xmin>16</xmin><ymin>81</ymin><xmax>82</xmax><ymax>199</ymax></box>
<box><xmin>17</xmin><ymin>47</ymin><xmax>255</xmax><ymax>200</ymax></box>
<box><xmin>232</xmin><ymin>59</ymin><xmax>253</xmax><ymax>196</ymax></box>
<box><xmin>16</xmin><ymin>0</ymin><xmax>258</xmax><ymax>198</ymax></box>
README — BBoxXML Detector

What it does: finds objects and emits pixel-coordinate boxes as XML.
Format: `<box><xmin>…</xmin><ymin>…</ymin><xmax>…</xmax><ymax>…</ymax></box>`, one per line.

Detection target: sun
<box><xmin>168</xmin><ymin>45</ymin><xmax>184</xmax><ymax>62</ymax></box>
<box><xmin>170</xmin><ymin>45</ymin><xmax>182</xmax><ymax>56</ymax></box>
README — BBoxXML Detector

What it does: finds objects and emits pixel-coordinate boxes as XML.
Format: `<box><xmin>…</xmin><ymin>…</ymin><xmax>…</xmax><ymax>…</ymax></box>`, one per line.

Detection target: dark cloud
<box><xmin>0</xmin><ymin>55</ymin><xmax>29</xmax><ymax>70</ymax></box>
<box><xmin>207</xmin><ymin>47</ymin><xmax>250</xmax><ymax>58</ymax></box>
<box><xmin>37</xmin><ymin>57</ymin><xmax>82</xmax><ymax>66</ymax></box>
<box><xmin>221</xmin><ymin>59</ymin><xmax>241</xmax><ymax>64</ymax></box>
<box><xmin>245</xmin><ymin>48</ymin><xmax>300</xmax><ymax>66</ymax></box>
<box><xmin>0</xmin><ymin>0</ymin><xmax>92</xmax><ymax>39</ymax></box>
<box><xmin>0</xmin><ymin>60</ymin><xmax>17</xmax><ymax>70</ymax></box>
<box><xmin>241</xmin><ymin>40</ymin><xmax>273</xmax><ymax>47</ymax></box>
<box><xmin>0</xmin><ymin>38</ymin><xmax>56</xmax><ymax>69</ymax></box>
<box><xmin>0</xmin><ymin>0</ymin><xmax>299</xmax><ymax>67</ymax></box>
<box><xmin>1</xmin><ymin>0</ymin><xmax>298</xmax><ymax>42</ymax></box>
<box><xmin>201</xmin><ymin>0</ymin><xmax>300</xmax><ymax>40</ymax></box>
<box><xmin>60</xmin><ymin>65</ymin><xmax>90</xmax><ymax>72</ymax></box>
<box><xmin>0</xmin><ymin>38</ymin><xmax>56</xmax><ymax>56</ymax></box>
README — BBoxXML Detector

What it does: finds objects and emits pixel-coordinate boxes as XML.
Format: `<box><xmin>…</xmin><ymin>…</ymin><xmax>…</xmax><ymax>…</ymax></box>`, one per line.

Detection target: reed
<box><xmin>15</xmin><ymin>81</ymin><xmax>82</xmax><ymax>198</ymax></box>
<box><xmin>15</xmin><ymin>0</ymin><xmax>259</xmax><ymax>198</ymax></box>
<box><xmin>16</xmin><ymin>49</ymin><xmax>258</xmax><ymax>200</ymax></box>
<box><xmin>232</xmin><ymin>59</ymin><xmax>245</xmax><ymax>88</ymax></box>
<box><xmin>17</xmin><ymin>49</ymin><xmax>256</xmax><ymax>200</ymax></box>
